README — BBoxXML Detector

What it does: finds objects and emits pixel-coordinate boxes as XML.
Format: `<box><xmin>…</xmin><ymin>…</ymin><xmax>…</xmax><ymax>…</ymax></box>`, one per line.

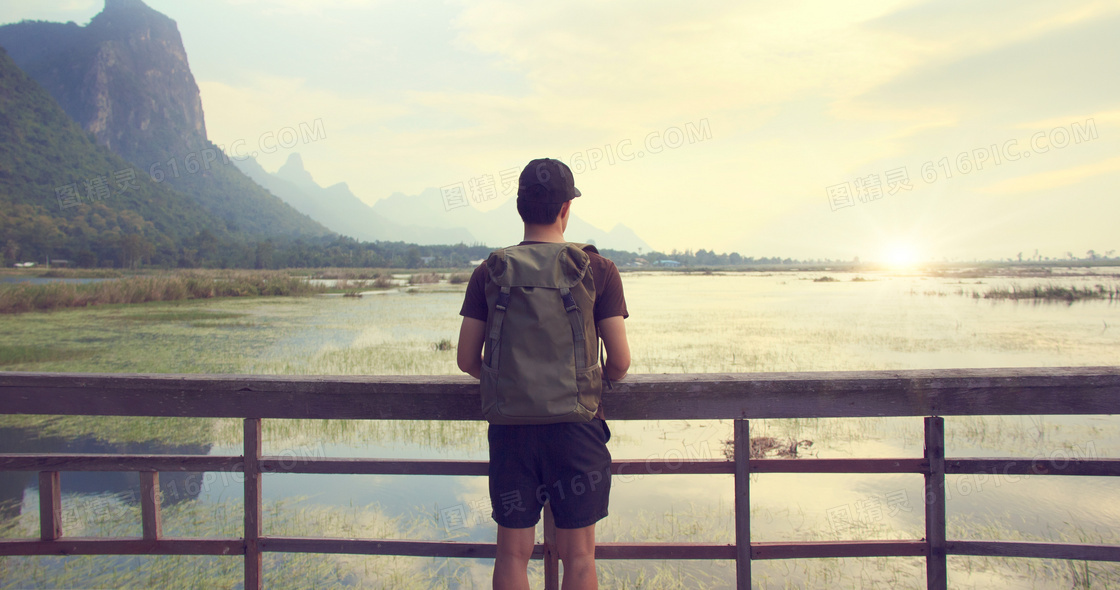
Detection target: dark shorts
<box><xmin>488</xmin><ymin>418</ymin><xmax>612</xmax><ymax>530</ymax></box>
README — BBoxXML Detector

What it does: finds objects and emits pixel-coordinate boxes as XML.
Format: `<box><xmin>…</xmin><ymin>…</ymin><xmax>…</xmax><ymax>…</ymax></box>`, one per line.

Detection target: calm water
<box><xmin>1</xmin><ymin>269</ymin><xmax>1119</xmax><ymax>588</ymax></box>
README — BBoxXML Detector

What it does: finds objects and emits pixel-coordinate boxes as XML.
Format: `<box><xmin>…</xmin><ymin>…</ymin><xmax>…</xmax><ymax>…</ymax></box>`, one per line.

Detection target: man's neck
<box><xmin>522</xmin><ymin>224</ymin><xmax>565</xmax><ymax>243</ymax></box>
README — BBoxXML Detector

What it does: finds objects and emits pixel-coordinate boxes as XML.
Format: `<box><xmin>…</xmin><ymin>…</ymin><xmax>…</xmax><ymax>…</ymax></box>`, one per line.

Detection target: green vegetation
<box><xmin>0</xmin><ymin>345</ymin><xmax>95</xmax><ymax>366</ymax></box>
<box><xmin>979</xmin><ymin>283</ymin><xmax>1119</xmax><ymax>302</ymax></box>
<box><xmin>408</xmin><ymin>272</ymin><xmax>440</xmax><ymax>285</ymax></box>
<box><xmin>0</xmin><ymin>46</ymin><xmax>229</xmax><ymax>269</ymax></box>
<box><xmin>0</xmin><ymin>271</ymin><xmax>326</xmax><ymax>314</ymax></box>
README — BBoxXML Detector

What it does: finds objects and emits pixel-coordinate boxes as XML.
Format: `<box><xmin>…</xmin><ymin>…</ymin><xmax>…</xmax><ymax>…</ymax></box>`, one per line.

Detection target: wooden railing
<box><xmin>2</xmin><ymin>367</ymin><xmax>1120</xmax><ymax>589</ymax></box>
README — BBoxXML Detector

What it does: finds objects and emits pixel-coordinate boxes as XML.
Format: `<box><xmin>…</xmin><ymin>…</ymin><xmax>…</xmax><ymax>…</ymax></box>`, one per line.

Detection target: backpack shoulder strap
<box><xmin>487</xmin><ymin>286</ymin><xmax>511</xmax><ymax>370</ymax></box>
<box><xmin>559</xmin><ymin>286</ymin><xmax>588</xmax><ymax>371</ymax></box>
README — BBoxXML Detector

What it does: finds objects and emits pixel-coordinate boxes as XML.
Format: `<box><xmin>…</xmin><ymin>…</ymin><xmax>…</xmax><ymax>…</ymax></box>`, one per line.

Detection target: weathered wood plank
<box><xmin>0</xmin><ymin>454</ymin><xmax>240</xmax><ymax>472</ymax></box>
<box><xmin>0</xmin><ymin>538</ymin><xmax>242</xmax><ymax>556</ymax></box>
<box><xmin>925</xmin><ymin>417</ymin><xmax>947</xmax><ymax>590</ymax></box>
<box><xmin>257</xmin><ymin>457</ymin><xmax>735</xmax><ymax>476</ymax></box>
<box><xmin>596</xmin><ymin>542</ymin><xmax>736</xmax><ymax>560</ymax></box>
<box><xmin>751</xmin><ymin>458</ymin><xmax>927</xmax><ymax>474</ymax></box>
<box><xmin>262</xmin><ymin>537</ymin><xmax>506</xmax><ymax>558</ymax></box>
<box><xmin>38</xmin><ymin>472</ymin><xmax>61</xmax><ymax>541</ymax></box>
<box><xmin>947</xmin><ymin>458</ymin><xmax>1120</xmax><ymax>477</ymax></box>
<box><xmin>752</xmin><ymin>540</ymin><xmax>928</xmax><ymax>560</ymax></box>
<box><xmin>3</xmin><ymin>367</ymin><xmax>1119</xmax><ymax>420</ymax></box>
<box><xmin>260</xmin><ymin>537</ymin><xmax>738</xmax><ymax>560</ymax></box>
<box><xmin>948</xmin><ymin>540</ymin><xmax>1120</xmax><ymax>561</ymax></box>
<box><xmin>140</xmin><ymin>472</ymin><xmax>161</xmax><ymax>541</ymax></box>
<box><xmin>734</xmin><ymin>419</ymin><xmax>751</xmax><ymax>589</ymax></box>
<box><xmin>244</xmin><ymin>418</ymin><xmax>262</xmax><ymax>590</ymax></box>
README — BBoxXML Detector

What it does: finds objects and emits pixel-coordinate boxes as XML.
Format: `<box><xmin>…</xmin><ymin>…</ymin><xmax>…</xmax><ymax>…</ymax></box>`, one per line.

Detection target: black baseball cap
<box><xmin>517</xmin><ymin>158</ymin><xmax>582</xmax><ymax>204</ymax></box>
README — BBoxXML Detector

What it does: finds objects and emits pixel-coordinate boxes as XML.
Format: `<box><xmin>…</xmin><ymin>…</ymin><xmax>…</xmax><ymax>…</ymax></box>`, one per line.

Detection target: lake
<box><xmin>1</xmin><ymin>268</ymin><xmax>1118</xmax><ymax>588</ymax></box>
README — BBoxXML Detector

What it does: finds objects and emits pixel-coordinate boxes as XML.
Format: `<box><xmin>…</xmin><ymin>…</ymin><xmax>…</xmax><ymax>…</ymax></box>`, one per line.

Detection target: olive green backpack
<box><xmin>480</xmin><ymin>242</ymin><xmax>602</xmax><ymax>425</ymax></box>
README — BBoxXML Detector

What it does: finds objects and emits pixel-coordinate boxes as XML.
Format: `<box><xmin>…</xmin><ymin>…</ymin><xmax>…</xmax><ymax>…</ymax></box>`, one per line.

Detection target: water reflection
<box><xmin>0</xmin><ymin>428</ymin><xmax>210</xmax><ymax>523</ymax></box>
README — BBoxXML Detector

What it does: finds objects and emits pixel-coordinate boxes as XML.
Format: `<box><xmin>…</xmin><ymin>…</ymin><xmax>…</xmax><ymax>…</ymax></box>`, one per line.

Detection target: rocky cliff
<box><xmin>0</xmin><ymin>1</ymin><xmax>329</xmax><ymax>238</ymax></box>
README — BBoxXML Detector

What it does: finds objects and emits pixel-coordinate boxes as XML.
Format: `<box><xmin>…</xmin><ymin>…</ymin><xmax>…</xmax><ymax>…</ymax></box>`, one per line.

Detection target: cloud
<box><xmin>851</xmin><ymin>10</ymin><xmax>1120</xmax><ymax>125</ymax></box>
<box><xmin>981</xmin><ymin>155</ymin><xmax>1120</xmax><ymax>195</ymax></box>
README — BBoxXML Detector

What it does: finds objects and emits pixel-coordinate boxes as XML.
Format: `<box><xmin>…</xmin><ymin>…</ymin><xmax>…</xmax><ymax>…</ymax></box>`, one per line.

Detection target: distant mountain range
<box><xmin>238</xmin><ymin>153</ymin><xmax>654</xmax><ymax>251</ymax></box>
<box><xmin>0</xmin><ymin>0</ymin><xmax>652</xmax><ymax>260</ymax></box>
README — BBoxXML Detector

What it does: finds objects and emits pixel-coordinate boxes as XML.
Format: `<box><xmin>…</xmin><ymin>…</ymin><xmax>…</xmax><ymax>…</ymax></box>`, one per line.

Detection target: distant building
<box><xmin>420</xmin><ymin>256</ymin><xmax>435</xmax><ymax>265</ymax></box>
<box><xmin>654</xmin><ymin>260</ymin><xmax>681</xmax><ymax>267</ymax></box>
<box><xmin>13</xmin><ymin>262</ymin><xmax>36</xmax><ymax>268</ymax></box>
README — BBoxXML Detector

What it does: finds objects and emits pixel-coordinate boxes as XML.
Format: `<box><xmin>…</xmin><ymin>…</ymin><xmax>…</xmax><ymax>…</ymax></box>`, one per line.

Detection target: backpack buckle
<box><xmin>561</xmin><ymin>292</ymin><xmax>578</xmax><ymax>312</ymax></box>
<box><xmin>496</xmin><ymin>291</ymin><xmax>511</xmax><ymax>312</ymax></box>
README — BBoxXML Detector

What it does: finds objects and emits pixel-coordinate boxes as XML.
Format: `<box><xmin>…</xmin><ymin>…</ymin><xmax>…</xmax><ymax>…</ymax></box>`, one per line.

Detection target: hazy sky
<box><xmin>4</xmin><ymin>0</ymin><xmax>1119</xmax><ymax>261</ymax></box>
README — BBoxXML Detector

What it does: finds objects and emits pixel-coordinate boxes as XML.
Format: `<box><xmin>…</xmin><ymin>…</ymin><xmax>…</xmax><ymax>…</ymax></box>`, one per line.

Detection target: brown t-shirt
<box><xmin>459</xmin><ymin>242</ymin><xmax>628</xmax><ymax>419</ymax></box>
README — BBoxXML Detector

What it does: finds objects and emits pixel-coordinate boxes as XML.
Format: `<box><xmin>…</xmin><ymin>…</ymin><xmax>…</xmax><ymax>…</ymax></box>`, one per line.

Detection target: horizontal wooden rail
<box><xmin>947</xmin><ymin>458</ymin><xmax>1120</xmax><ymax>477</ymax></box>
<box><xmin>9</xmin><ymin>537</ymin><xmax>1116</xmax><ymax>563</ymax></box>
<box><xmin>3</xmin><ymin>367</ymin><xmax>1120</xmax><ymax>420</ymax></box>
<box><xmin>8</xmin><ymin>455</ymin><xmax>1119</xmax><ymax>478</ymax></box>
<box><xmin>3</xmin><ymin>368</ymin><xmax>1120</xmax><ymax>590</ymax></box>
<box><xmin>0</xmin><ymin>454</ymin><xmax>242</xmax><ymax>472</ymax></box>
<box><xmin>0</xmin><ymin>538</ymin><xmax>242</xmax><ymax>556</ymax></box>
<box><xmin>752</xmin><ymin>540</ymin><xmax>928</xmax><ymax>559</ymax></box>
<box><xmin>947</xmin><ymin>541</ymin><xmax>1120</xmax><ymax>562</ymax></box>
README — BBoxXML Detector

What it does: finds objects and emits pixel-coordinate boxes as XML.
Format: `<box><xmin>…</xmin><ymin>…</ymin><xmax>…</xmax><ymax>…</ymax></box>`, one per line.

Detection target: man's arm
<box><xmin>598</xmin><ymin>315</ymin><xmax>630</xmax><ymax>380</ymax></box>
<box><xmin>457</xmin><ymin>316</ymin><xmax>487</xmax><ymax>379</ymax></box>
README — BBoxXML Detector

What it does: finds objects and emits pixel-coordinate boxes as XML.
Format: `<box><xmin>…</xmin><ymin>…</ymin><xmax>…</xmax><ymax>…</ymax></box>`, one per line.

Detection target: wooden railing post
<box><xmin>139</xmin><ymin>471</ymin><xmax>162</xmax><ymax>540</ymax></box>
<box><xmin>543</xmin><ymin>501</ymin><xmax>560</xmax><ymax>590</ymax></box>
<box><xmin>38</xmin><ymin>471</ymin><xmax>61</xmax><ymax>541</ymax></box>
<box><xmin>924</xmin><ymin>416</ymin><xmax>947</xmax><ymax>590</ymax></box>
<box><xmin>734</xmin><ymin>419</ymin><xmax>751</xmax><ymax>589</ymax></box>
<box><xmin>244</xmin><ymin>418</ymin><xmax>263</xmax><ymax>590</ymax></box>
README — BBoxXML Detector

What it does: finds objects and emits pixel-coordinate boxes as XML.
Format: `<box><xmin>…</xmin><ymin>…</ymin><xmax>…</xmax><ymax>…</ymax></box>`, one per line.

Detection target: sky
<box><xmin>3</xmin><ymin>0</ymin><xmax>1119</xmax><ymax>261</ymax></box>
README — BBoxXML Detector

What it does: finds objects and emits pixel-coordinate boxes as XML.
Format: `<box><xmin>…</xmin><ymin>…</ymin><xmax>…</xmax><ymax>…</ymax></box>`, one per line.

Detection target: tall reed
<box><xmin>0</xmin><ymin>271</ymin><xmax>327</xmax><ymax>314</ymax></box>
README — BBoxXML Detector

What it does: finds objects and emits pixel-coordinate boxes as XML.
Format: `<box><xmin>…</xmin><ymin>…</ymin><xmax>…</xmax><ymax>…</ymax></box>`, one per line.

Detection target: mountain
<box><xmin>236</xmin><ymin>154</ymin><xmax>476</xmax><ymax>245</ymax></box>
<box><xmin>242</xmin><ymin>153</ymin><xmax>653</xmax><ymax>250</ymax></box>
<box><xmin>0</xmin><ymin>46</ymin><xmax>230</xmax><ymax>267</ymax></box>
<box><xmin>0</xmin><ymin>0</ymin><xmax>329</xmax><ymax>238</ymax></box>
<box><xmin>371</xmin><ymin>188</ymin><xmax>654</xmax><ymax>252</ymax></box>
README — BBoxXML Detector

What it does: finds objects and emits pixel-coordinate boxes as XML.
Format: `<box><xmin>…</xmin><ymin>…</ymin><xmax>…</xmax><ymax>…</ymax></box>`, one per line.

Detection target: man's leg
<box><xmin>494</xmin><ymin>524</ymin><xmax>535</xmax><ymax>590</ymax></box>
<box><xmin>555</xmin><ymin>523</ymin><xmax>597</xmax><ymax>590</ymax></box>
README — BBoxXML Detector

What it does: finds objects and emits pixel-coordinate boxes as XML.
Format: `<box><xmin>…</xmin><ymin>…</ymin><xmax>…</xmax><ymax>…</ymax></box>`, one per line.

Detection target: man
<box><xmin>457</xmin><ymin>158</ymin><xmax>631</xmax><ymax>590</ymax></box>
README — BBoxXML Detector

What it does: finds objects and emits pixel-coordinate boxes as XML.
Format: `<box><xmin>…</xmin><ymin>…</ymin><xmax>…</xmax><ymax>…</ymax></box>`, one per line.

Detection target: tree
<box><xmin>119</xmin><ymin>234</ymin><xmax>155</xmax><ymax>269</ymax></box>
<box><xmin>3</xmin><ymin>240</ymin><xmax>18</xmax><ymax>264</ymax></box>
<box><xmin>255</xmin><ymin>240</ymin><xmax>275</xmax><ymax>269</ymax></box>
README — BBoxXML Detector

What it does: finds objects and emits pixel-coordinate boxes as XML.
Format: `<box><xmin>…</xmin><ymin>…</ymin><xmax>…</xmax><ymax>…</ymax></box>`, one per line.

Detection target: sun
<box><xmin>881</xmin><ymin>243</ymin><xmax>922</xmax><ymax>269</ymax></box>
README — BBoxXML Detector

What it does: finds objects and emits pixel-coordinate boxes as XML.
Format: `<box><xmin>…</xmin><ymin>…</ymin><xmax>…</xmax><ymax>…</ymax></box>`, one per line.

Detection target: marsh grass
<box><xmin>980</xmin><ymin>283</ymin><xmax>1119</xmax><ymax>302</ymax></box>
<box><xmin>0</xmin><ymin>271</ymin><xmax>327</xmax><ymax>314</ymax></box>
<box><xmin>409</xmin><ymin>273</ymin><xmax>441</xmax><ymax>285</ymax></box>
<box><xmin>0</xmin><ymin>345</ymin><xmax>95</xmax><ymax>366</ymax></box>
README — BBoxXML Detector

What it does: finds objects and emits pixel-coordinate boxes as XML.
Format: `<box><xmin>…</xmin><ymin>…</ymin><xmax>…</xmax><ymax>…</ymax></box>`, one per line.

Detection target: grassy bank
<box><xmin>0</xmin><ymin>271</ymin><xmax>326</xmax><ymax>314</ymax></box>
